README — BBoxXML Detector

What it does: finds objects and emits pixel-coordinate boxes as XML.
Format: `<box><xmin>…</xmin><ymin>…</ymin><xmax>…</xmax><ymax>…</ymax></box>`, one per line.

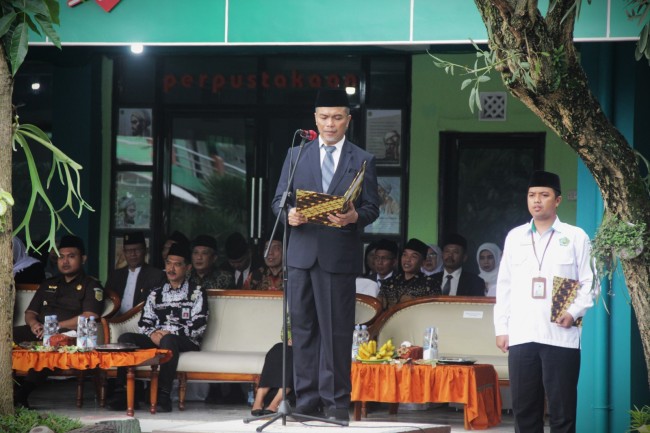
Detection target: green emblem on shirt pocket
<box><xmin>559</xmin><ymin>237</ymin><xmax>570</xmax><ymax>246</ymax></box>
<box><xmin>94</xmin><ymin>288</ymin><xmax>103</xmax><ymax>301</ymax></box>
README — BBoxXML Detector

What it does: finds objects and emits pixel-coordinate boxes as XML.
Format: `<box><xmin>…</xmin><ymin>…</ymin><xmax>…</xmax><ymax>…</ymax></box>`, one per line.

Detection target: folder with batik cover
<box><xmin>551</xmin><ymin>276</ymin><xmax>583</xmax><ymax>327</ymax></box>
<box><xmin>296</xmin><ymin>161</ymin><xmax>366</xmax><ymax>227</ymax></box>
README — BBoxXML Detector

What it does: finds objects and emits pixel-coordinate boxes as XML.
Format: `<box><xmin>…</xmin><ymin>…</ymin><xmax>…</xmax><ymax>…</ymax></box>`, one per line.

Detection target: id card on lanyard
<box><xmin>531</xmin><ymin>231</ymin><xmax>554</xmax><ymax>299</ymax></box>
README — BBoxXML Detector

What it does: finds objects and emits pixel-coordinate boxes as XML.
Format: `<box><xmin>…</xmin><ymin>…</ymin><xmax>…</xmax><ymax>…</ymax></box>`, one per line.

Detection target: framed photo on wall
<box><xmin>114</xmin><ymin>171</ymin><xmax>152</xmax><ymax>229</ymax></box>
<box><xmin>116</xmin><ymin>108</ymin><xmax>153</xmax><ymax>166</ymax></box>
<box><xmin>366</xmin><ymin>109</ymin><xmax>402</xmax><ymax>166</ymax></box>
<box><xmin>365</xmin><ymin>176</ymin><xmax>401</xmax><ymax>235</ymax></box>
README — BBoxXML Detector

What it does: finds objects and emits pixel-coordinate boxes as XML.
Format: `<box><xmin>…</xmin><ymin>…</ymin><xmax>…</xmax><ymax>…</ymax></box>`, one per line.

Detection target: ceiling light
<box><xmin>130</xmin><ymin>44</ymin><xmax>144</xmax><ymax>54</ymax></box>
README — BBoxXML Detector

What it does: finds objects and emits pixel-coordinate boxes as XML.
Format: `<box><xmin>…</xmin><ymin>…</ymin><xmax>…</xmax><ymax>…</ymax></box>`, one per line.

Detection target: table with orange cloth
<box><xmin>351</xmin><ymin>362</ymin><xmax>502</xmax><ymax>430</ymax></box>
<box><xmin>13</xmin><ymin>348</ymin><xmax>171</xmax><ymax>416</ymax></box>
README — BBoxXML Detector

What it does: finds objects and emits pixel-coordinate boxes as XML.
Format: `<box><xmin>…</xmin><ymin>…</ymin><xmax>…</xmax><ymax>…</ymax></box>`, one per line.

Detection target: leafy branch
<box><xmin>429</xmin><ymin>40</ymin><xmax>549</xmax><ymax>113</ymax></box>
<box><xmin>11</xmin><ymin>116</ymin><xmax>94</xmax><ymax>253</ymax></box>
<box><xmin>625</xmin><ymin>0</ymin><xmax>650</xmax><ymax>64</ymax></box>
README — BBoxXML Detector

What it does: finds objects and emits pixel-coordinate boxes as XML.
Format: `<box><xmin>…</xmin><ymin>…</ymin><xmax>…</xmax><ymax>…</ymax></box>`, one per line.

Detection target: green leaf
<box><xmin>34</xmin><ymin>14</ymin><xmax>61</xmax><ymax>48</ymax></box>
<box><xmin>9</xmin><ymin>21</ymin><xmax>29</xmax><ymax>76</ymax></box>
<box><xmin>635</xmin><ymin>42</ymin><xmax>644</xmax><ymax>61</ymax></box>
<box><xmin>469</xmin><ymin>87</ymin><xmax>476</xmax><ymax>114</ymax></box>
<box><xmin>461</xmin><ymin>79</ymin><xmax>472</xmax><ymax>90</ymax></box>
<box><xmin>541</xmin><ymin>51</ymin><xmax>551</xmax><ymax>57</ymax></box>
<box><xmin>478</xmin><ymin>75</ymin><xmax>491</xmax><ymax>83</ymax></box>
<box><xmin>475</xmin><ymin>87</ymin><xmax>482</xmax><ymax>111</ymax></box>
<box><xmin>44</xmin><ymin>0</ymin><xmax>61</xmax><ymax>25</ymax></box>
<box><xmin>23</xmin><ymin>13</ymin><xmax>40</xmax><ymax>35</ymax></box>
<box><xmin>22</xmin><ymin>0</ymin><xmax>50</xmax><ymax>17</ymax></box>
<box><xmin>639</xmin><ymin>23</ymin><xmax>649</xmax><ymax>54</ymax></box>
<box><xmin>0</xmin><ymin>12</ymin><xmax>16</xmax><ymax>38</ymax></box>
<box><xmin>520</xmin><ymin>61</ymin><xmax>531</xmax><ymax>69</ymax></box>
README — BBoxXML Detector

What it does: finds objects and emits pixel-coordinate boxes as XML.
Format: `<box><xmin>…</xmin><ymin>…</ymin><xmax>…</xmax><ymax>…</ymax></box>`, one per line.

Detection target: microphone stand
<box><xmin>243</xmin><ymin>132</ymin><xmax>347</xmax><ymax>431</ymax></box>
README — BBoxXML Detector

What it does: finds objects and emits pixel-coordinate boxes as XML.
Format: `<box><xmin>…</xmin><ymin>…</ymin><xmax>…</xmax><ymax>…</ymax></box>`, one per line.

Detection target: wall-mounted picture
<box><xmin>114</xmin><ymin>171</ymin><xmax>152</xmax><ymax>229</ymax></box>
<box><xmin>116</xmin><ymin>108</ymin><xmax>153</xmax><ymax>166</ymax></box>
<box><xmin>113</xmin><ymin>236</ymin><xmax>150</xmax><ymax>270</ymax></box>
<box><xmin>366</xmin><ymin>109</ymin><xmax>402</xmax><ymax>166</ymax></box>
<box><xmin>365</xmin><ymin>176</ymin><xmax>401</xmax><ymax>235</ymax></box>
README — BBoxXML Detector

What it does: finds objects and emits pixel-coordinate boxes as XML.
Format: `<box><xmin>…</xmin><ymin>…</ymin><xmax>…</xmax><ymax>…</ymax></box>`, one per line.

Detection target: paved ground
<box><xmin>24</xmin><ymin>379</ymin><xmax>527</xmax><ymax>432</ymax></box>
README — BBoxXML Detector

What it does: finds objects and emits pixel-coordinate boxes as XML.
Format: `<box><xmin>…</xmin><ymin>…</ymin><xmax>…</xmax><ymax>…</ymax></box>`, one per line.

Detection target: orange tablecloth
<box><xmin>351</xmin><ymin>363</ymin><xmax>501</xmax><ymax>430</ymax></box>
<box><xmin>12</xmin><ymin>348</ymin><xmax>172</xmax><ymax>372</ymax></box>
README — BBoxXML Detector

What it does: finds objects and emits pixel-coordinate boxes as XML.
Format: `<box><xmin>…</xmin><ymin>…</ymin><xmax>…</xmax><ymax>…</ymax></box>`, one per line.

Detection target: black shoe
<box><xmin>325</xmin><ymin>407</ymin><xmax>350</xmax><ymax>426</ymax></box>
<box><xmin>156</xmin><ymin>390</ymin><xmax>172</xmax><ymax>413</ymax></box>
<box><xmin>293</xmin><ymin>405</ymin><xmax>324</xmax><ymax>421</ymax></box>
<box><xmin>13</xmin><ymin>382</ymin><xmax>35</xmax><ymax>409</ymax></box>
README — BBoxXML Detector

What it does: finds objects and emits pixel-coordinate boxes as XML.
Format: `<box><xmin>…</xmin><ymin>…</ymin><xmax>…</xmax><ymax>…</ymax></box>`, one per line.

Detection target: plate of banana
<box><xmin>356</xmin><ymin>339</ymin><xmax>396</xmax><ymax>363</ymax></box>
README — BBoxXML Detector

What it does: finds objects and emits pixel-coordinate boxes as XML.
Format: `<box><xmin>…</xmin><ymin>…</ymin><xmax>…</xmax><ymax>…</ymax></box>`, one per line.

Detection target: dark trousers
<box><xmin>288</xmin><ymin>263</ymin><xmax>356</xmax><ymax>412</ymax></box>
<box><xmin>509</xmin><ymin>342</ymin><xmax>581</xmax><ymax>433</ymax></box>
<box><xmin>117</xmin><ymin>333</ymin><xmax>199</xmax><ymax>393</ymax></box>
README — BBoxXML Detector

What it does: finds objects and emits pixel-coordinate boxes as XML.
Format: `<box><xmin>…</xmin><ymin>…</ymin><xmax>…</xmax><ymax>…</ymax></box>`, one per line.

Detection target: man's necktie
<box><xmin>236</xmin><ymin>272</ymin><xmax>244</xmax><ymax>288</ymax></box>
<box><xmin>442</xmin><ymin>275</ymin><xmax>453</xmax><ymax>295</ymax></box>
<box><xmin>321</xmin><ymin>145</ymin><xmax>336</xmax><ymax>192</ymax></box>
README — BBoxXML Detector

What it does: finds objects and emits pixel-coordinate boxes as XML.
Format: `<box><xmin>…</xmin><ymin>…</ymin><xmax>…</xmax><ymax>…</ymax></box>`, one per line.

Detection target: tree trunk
<box><xmin>0</xmin><ymin>44</ymin><xmax>14</xmax><ymax>415</ymax></box>
<box><xmin>474</xmin><ymin>0</ymin><xmax>650</xmax><ymax>388</ymax></box>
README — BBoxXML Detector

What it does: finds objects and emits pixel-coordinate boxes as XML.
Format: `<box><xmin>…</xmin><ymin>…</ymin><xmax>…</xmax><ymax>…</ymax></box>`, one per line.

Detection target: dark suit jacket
<box><xmin>104</xmin><ymin>263</ymin><xmax>165</xmax><ymax>309</ymax></box>
<box><xmin>272</xmin><ymin>138</ymin><xmax>380</xmax><ymax>274</ymax></box>
<box><xmin>431</xmin><ymin>270</ymin><xmax>486</xmax><ymax>297</ymax></box>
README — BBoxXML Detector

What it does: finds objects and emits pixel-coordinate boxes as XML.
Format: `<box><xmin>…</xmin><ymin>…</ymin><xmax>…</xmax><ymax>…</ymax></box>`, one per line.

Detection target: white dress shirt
<box><xmin>119</xmin><ymin>266</ymin><xmax>141</xmax><ymax>314</ymax></box>
<box><xmin>442</xmin><ymin>268</ymin><xmax>463</xmax><ymax>296</ymax></box>
<box><xmin>494</xmin><ymin>217</ymin><xmax>596</xmax><ymax>349</ymax></box>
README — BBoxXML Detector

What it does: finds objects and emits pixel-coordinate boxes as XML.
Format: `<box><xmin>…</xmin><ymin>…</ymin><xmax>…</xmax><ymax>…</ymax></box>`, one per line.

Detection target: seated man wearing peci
<box><xmin>108</xmin><ymin>242</ymin><xmax>209</xmax><ymax>413</ymax></box>
<box><xmin>105</xmin><ymin>231</ymin><xmax>164</xmax><ymax>316</ymax></box>
<box><xmin>13</xmin><ymin>235</ymin><xmax>105</xmax><ymax>408</ymax></box>
<box><xmin>189</xmin><ymin>234</ymin><xmax>234</xmax><ymax>289</ymax></box>
<box><xmin>377</xmin><ymin>238</ymin><xmax>439</xmax><ymax>310</ymax></box>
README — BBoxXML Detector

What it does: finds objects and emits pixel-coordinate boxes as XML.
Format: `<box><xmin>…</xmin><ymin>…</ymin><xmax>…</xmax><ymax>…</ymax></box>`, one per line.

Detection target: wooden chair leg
<box><xmin>178</xmin><ymin>373</ymin><xmax>187</xmax><ymax>411</ymax></box>
<box><xmin>76</xmin><ymin>371</ymin><xmax>85</xmax><ymax>408</ymax></box>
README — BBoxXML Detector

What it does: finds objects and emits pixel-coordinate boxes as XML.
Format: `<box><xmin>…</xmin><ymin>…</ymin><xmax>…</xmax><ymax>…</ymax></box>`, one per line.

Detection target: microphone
<box><xmin>298</xmin><ymin>129</ymin><xmax>318</xmax><ymax>141</ymax></box>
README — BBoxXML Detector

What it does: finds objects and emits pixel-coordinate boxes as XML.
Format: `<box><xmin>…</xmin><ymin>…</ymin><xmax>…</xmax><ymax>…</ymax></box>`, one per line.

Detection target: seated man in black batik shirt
<box><xmin>108</xmin><ymin>242</ymin><xmax>209</xmax><ymax>413</ymax></box>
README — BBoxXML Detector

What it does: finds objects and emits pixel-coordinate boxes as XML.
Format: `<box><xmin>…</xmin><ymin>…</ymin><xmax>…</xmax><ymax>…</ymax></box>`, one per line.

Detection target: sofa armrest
<box><xmin>355</xmin><ymin>293</ymin><xmax>383</xmax><ymax>326</ymax></box>
<box><xmin>101</xmin><ymin>288</ymin><xmax>121</xmax><ymax>319</ymax></box>
<box><xmin>101</xmin><ymin>302</ymin><xmax>144</xmax><ymax>344</ymax></box>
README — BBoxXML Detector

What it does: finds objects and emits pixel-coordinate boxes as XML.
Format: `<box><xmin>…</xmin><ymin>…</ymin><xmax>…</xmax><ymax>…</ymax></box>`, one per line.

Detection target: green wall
<box><xmin>31</xmin><ymin>0</ymin><xmax>642</xmax><ymax>45</ymax></box>
<box><xmin>408</xmin><ymin>52</ymin><xmax>578</xmax><ymax>243</ymax></box>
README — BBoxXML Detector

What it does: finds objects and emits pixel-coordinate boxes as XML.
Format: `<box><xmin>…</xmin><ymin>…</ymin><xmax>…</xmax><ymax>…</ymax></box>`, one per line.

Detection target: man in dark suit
<box><xmin>105</xmin><ymin>231</ymin><xmax>164</xmax><ymax>315</ymax></box>
<box><xmin>272</xmin><ymin>88</ymin><xmax>380</xmax><ymax>424</ymax></box>
<box><xmin>431</xmin><ymin>233</ymin><xmax>485</xmax><ymax>297</ymax></box>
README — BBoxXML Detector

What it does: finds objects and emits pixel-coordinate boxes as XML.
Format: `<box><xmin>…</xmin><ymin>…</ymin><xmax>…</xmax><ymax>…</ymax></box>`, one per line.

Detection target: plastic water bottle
<box><xmin>423</xmin><ymin>327</ymin><xmax>438</xmax><ymax>360</ymax></box>
<box><xmin>42</xmin><ymin>315</ymin><xmax>55</xmax><ymax>347</ymax></box>
<box><xmin>76</xmin><ymin>316</ymin><xmax>88</xmax><ymax>349</ymax></box>
<box><xmin>247</xmin><ymin>384</ymin><xmax>255</xmax><ymax>406</ymax></box>
<box><xmin>351</xmin><ymin>324</ymin><xmax>361</xmax><ymax>361</ymax></box>
<box><xmin>360</xmin><ymin>325</ymin><xmax>370</xmax><ymax>345</ymax></box>
<box><xmin>86</xmin><ymin>316</ymin><xmax>98</xmax><ymax>349</ymax></box>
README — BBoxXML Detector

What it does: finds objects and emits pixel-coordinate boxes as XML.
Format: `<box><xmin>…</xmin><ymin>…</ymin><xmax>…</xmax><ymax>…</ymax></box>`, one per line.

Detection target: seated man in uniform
<box><xmin>188</xmin><ymin>234</ymin><xmax>234</xmax><ymax>289</ymax></box>
<box><xmin>108</xmin><ymin>242</ymin><xmax>209</xmax><ymax>413</ymax></box>
<box><xmin>431</xmin><ymin>233</ymin><xmax>486</xmax><ymax>296</ymax></box>
<box><xmin>105</xmin><ymin>231</ymin><xmax>164</xmax><ymax>316</ymax></box>
<box><xmin>377</xmin><ymin>238</ymin><xmax>439</xmax><ymax>310</ymax></box>
<box><xmin>13</xmin><ymin>235</ymin><xmax>105</xmax><ymax>408</ymax></box>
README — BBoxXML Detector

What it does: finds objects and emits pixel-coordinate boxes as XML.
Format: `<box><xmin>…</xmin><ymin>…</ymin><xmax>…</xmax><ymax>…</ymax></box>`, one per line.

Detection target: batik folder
<box><xmin>551</xmin><ymin>276</ymin><xmax>583</xmax><ymax>327</ymax></box>
<box><xmin>296</xmin><ymin>161</ymin><xmax>366</xmax><ymax>227</ymax></box>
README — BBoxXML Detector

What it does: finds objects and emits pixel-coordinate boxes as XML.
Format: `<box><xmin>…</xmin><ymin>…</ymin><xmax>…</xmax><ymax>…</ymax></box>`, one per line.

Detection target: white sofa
<box><xmin>102</xmin><ymin>289</ymin><xmax>383</xmax><ymax>409</ymax></box>
<box><xmin>369</xmin><ymin>295</ymin><xmax>511</xmax><ymax>409</ymax></box>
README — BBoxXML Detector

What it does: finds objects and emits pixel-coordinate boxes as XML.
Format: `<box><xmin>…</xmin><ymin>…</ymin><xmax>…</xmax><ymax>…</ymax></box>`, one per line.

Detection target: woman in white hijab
<box><xmin>476</xmin><ymin>242</ymin><xmax>502</xmax><ymax>296</ymax></box>
<box><xmin>421</xmin><ymin>243</ymin><xmax>443</xmax><ymax>276</ymax></box>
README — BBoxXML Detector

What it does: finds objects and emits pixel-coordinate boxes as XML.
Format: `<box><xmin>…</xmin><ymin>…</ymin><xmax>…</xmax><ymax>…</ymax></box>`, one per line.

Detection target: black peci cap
<box><xmin>403</xmin><ymin>238</ymin><xmax>428</xmax><ymax>258</ymax></box>
<box><xmin>167</xmin><ymin>242</ymin><xmax>191</xmax><ymax>263</ymax></box>
<box><xmin>225</xmin><ymin>232</ymin><xmax>249</xmax><ymax>260</ymax></box>
<box><xmin>58</xmin><ymin>235</ymin><xmax>85</xmax><ymax>255</ymax></box>
<box><xmin>528</xmin><ymin>170</ymin><xmax>561</xmax><ymax>195</ymax></box>
<box><xmin>123</xmin><ymin>231</ymin><xmax>145</xmax><ymax>246</ymax></box>
<box><xmin>442</xmin><ymin>233</ymin><xmax>468</xmax><ymax>251</ymax></box>
<box><xmin>315</xmin><ymin>88</ymin><xmax>350</xmax><ymax>108</ymax></box>
<box><xmin>192</xmin><ymin>234</ymin><xmax>218</xmax><ymax>252</ymax></box>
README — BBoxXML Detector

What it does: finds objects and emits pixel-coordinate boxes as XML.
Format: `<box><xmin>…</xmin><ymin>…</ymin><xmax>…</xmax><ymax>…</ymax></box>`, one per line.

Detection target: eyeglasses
<box><xmin>426</xmin><ymin>253</ymin><xmax>437</xmax><ymax>258</ymax></box>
